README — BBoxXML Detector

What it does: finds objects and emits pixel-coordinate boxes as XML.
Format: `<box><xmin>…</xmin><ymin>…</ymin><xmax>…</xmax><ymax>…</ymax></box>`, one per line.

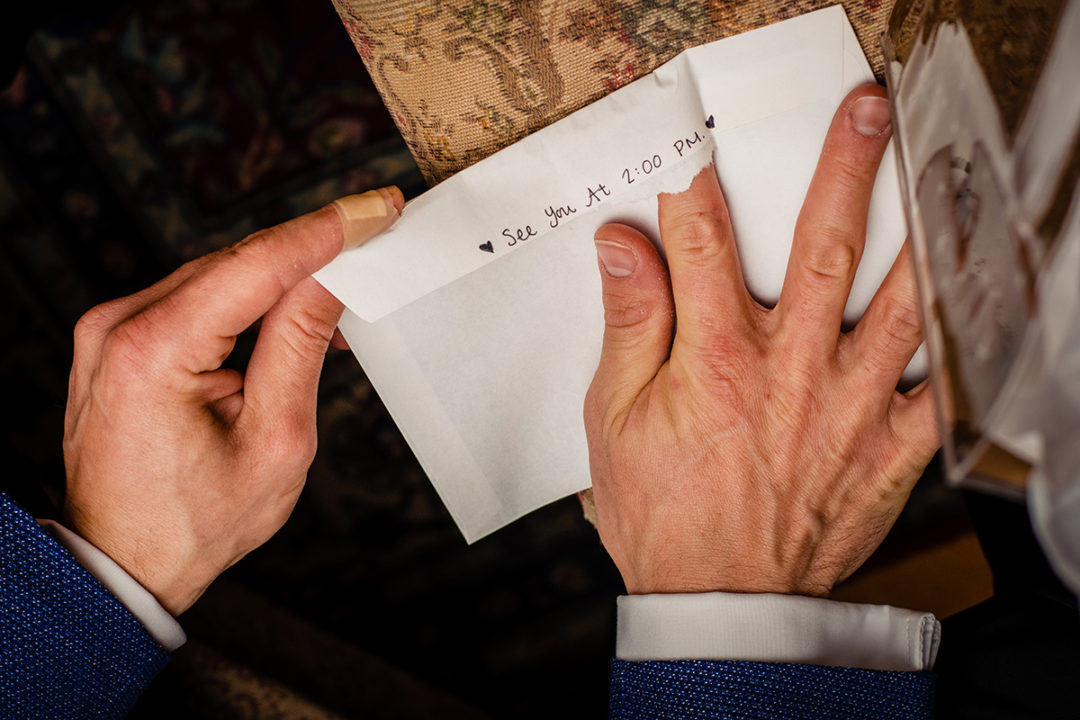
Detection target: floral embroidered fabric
<box><xmin>331</xmin><ymin>0</ymin><xmax>894</xmax><ymax>185</ymax></box>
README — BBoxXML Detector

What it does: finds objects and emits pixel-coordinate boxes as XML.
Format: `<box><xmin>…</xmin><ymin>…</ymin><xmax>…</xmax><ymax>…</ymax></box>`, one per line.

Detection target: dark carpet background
<box><xmin>0</xmin><ymin>1</ymin><xmax>966</xmax><ymax>717</ymax></box>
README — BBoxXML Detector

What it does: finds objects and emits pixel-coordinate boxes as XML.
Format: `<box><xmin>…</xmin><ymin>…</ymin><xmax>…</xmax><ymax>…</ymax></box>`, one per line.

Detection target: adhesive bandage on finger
<box><xmin>332</xmin><ymin>187</ymin><xmax>403</xmax><ymax>250</ymax></box>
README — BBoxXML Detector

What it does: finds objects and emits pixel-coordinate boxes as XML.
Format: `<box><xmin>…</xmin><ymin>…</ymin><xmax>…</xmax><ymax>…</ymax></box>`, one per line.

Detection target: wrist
<box><xmin>64</xmin><ymin>503</ymin><xmax>211</xmax><ymax>616</ymax></box>
<box><xmin>618</xmin><ymin>554</ymin><xmax>836</xmax><ymax>598</ymax></box>
<box><xmin>624</xmin><ymin>574</ymin><xmax>829</xmax><ymax>597</ymax></box>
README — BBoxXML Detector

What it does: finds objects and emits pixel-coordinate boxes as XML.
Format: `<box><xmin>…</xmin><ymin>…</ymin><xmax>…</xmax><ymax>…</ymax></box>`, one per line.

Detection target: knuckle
<box><xmin>283</xmin><ymin>306</ymin><xmax>337</xmax><ymax>356</ymax></box>
<box><xmin>775</xmin><ymin>369</ymin><xmax>820</xmax><ymax>423</ymax></box>
<box><xmin>676</xmin><ymin>345</ymin><xmax>749</xmax><ymax>417</ymax></box>
<box><xmin>802</xmin><ymin>236</ymin><xmax>857</xmax><ymax>282</ymax></box>
<box><xmin>753</xmin><ymin>348</ymin><xmax>822</xmax><ymax>425</ymax></box>
<box><xmin>677</xmin><ymin>314</ymin><xmax>757</xmax><ymax>375</ymax></box>
<box><xmin>877</xmin><ymin>299</ymin><xmax>922</xmax><ymax>348</ymax></box>
<box><xmin>861</xmin><ymin>302</ymin><xmax>922</xmax><ymax>376</ymax></box>
<box><xmin>73</xmin><ymin>304</ymin><xmax>115</xmax><ymax>347</ymax></box>
<box><xmin>670</xmin><ymin>213</ymin><xmax>730</xmax><ymax>267</ymax></box>
<box><xmin>875</xmin><ymin>425</ymin><xmax>926</xmax><ymax>495</ymax></box>
<box><xmin>234</xmin><ymin>226</ymin><xmax>277</xmax><ymax>252</ymax></box>
<box><xmin>222</xmin><ymin>228</ymin><xmax>289</xmax><ymax>289</ymax></box>
<box><xmin>686</xmin><ymin>330</ymin><xmax>741</xmax><ymax>376</ymax></box>
<box><xmin>100</xmin><ymin>315</ymin><xmax>157</xmax><ymax>376</ymax></box>
<box><xmin>227</xmin><ymin>233</ymin><xmax>268</xmax><ymax>264</ymax></box>
<box><xmin>603</xmin><ymin>294</ymin><xmax>653</xmax><ymax>330</ymax></box>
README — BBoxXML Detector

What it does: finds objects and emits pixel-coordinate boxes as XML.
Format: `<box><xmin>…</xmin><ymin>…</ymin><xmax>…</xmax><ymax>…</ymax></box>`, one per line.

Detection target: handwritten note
<box><xmin>316</xmin><ymin>62</ymin><xmax>718</xmax><ymax>323</ymax></box>
<box><xmin>317</xmin><ymin>7</ymin><xmax>914</xmax><ymax>542</ymax></box>
<box><xmin>499</xmin><ymin>130</ymin><xmax>708</xmax><ymax>247</ymax></box>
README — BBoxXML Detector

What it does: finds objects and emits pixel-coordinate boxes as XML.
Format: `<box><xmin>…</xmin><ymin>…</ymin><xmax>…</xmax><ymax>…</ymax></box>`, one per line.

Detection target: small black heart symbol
<box><xmin>479</xmin><ymin>241</ymin><xmax>494</xmax><ymax>254</ymax></box>
<box><xmin>705</xmin><ymin>115</ymin><xmax>715</xmax><ymax>129</ymax></box>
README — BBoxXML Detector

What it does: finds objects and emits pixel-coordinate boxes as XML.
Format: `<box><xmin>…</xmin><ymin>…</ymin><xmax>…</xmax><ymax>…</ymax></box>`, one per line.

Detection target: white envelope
<box><xmin>316</xmin><ymin>5</ymin><xmax>915</xmax><ymax>542</ymax></box>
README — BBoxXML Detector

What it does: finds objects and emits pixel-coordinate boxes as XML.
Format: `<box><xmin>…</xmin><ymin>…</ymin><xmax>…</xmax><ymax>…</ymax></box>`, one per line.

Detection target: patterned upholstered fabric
<box><xmin>610</xmin><ymin>659</ymin><xmax>935</xmax><ymax>719</ymax></box>
<box><xmin>331</xmin><ymin>0</ymin><xmax>893</xmax><ymax>186</ymax></box>
<box><xmin>0</xmin><ymin>492</ymin><xmax>169</xmax><ymax>719</ymax></box>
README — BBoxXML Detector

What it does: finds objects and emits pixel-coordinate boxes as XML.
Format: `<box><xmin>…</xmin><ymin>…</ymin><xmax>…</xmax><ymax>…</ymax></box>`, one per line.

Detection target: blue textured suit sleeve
<box><xmin>610</xmin><ymin>659</ymin><xmax>934</xmax><ymax>719</ymax></box>
<box><xmin>0</xmin><ymin>492</ymin><xmax>170</xmax><ymax>719</ymax></box>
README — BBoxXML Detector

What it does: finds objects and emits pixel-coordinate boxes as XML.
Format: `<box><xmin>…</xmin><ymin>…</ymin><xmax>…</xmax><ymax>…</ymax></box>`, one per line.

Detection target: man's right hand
<box><xmin>585</xmin><ymin>85</ymin><xmax>939</xmax><ymax>598</ymax></box>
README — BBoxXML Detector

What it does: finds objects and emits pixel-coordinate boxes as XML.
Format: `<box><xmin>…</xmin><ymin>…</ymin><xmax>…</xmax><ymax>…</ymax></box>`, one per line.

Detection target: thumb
<box><xmin>587</xmin><ymin>223</ymin><xmax>674</xmax><ymax>422</ymax></box>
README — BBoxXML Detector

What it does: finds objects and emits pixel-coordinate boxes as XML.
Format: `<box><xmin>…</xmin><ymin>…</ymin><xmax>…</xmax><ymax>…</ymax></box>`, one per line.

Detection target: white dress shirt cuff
<box><xmin>616</xmin><ymin>592</ymin><xmax>939</xmax><ymax>672</ymax></box>
<box><xmin>38</xmin><ymin>519</ymin><xmax>187</xmax><ymax>652</ymax></box>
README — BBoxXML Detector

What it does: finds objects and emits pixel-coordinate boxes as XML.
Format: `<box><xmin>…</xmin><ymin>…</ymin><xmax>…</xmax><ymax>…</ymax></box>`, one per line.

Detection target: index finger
<box><xmin>145</xmin><ymin>187</ymin><xmax>402</xmax><ymax>374</ymax></box>
<box><xmin>658</xmin><ymin>164</ymin><xmax>753</xmax><ymax>353</ymax></box>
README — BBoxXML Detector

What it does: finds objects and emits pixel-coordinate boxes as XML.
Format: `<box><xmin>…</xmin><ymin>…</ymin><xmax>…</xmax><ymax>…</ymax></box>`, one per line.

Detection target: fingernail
<box><xmin>333</xmin><ymin>187</ymin><xmax>403</xmax><ymax>250</ymax></box>
<box><xmin>851</xmin><ymin>96</ymin><xmax>891</xmax><ymax>137</ymax></box>
<box><xmin>595</xmin><ymin>239</ymin><xmax>636</xmax><ymax>277</ymax></box>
